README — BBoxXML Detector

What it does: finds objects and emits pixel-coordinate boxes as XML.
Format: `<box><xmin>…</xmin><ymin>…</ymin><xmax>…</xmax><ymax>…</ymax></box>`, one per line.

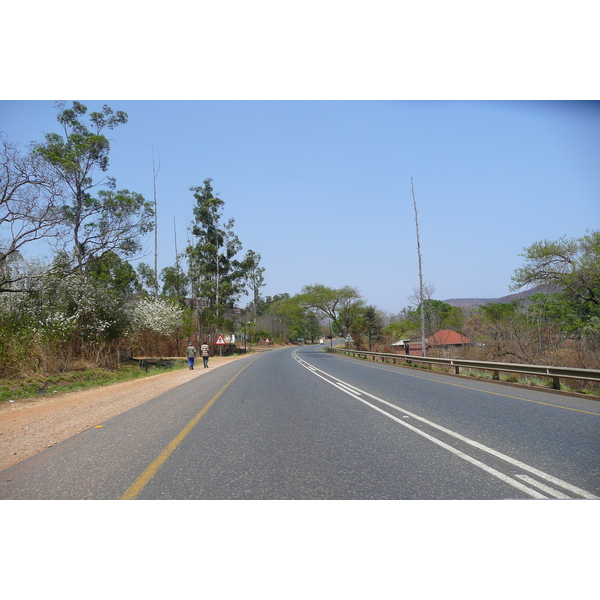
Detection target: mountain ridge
<box><xmin>444</xmin><ymin>285</ymin><xmax>558</xmax><ymax>309</ymax></box>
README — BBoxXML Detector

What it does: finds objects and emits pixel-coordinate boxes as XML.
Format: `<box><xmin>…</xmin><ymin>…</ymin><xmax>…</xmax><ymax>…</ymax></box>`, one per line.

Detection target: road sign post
<box><xmin>215</xmin><ymin>333</ymin><xmax>226</xmax><ymax>357</ymax></box>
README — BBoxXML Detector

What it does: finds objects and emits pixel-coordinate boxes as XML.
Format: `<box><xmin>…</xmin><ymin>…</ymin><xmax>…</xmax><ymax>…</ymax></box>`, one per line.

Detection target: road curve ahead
<box><xmin>1</xmin><ymin>345</ymin><xmax>598</xmax><ymax>499</ymax></box>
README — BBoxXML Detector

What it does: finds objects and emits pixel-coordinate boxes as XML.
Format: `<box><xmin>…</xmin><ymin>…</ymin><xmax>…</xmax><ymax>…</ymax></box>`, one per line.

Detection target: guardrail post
<box><xmin>547</xmin><ymin>369</ymin><xmax>561</xmax><ymax>390</ymax></box>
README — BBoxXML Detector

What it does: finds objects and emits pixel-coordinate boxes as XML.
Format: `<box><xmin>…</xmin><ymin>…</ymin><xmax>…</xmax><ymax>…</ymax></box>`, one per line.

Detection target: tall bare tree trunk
<box><xmin>411</xmin><ymin>177</ymin><xmax>427</xmax><ymax>357</ymax></box>
<box><xmin>152</xmin><ymin>150</ymin><xmax>160</xmax><ymax>298</ymax></box>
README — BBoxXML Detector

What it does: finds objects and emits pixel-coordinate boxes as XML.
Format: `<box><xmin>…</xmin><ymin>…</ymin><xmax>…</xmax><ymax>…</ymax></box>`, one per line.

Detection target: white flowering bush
<box><xmin>129</xmin><ymin>296</ymin><xmax>184</xmax><ymax>337</ymax></box>
<box><xmin>34</xmin><ymin>312</ymin><xmax>78</xmax><ymax>342</ymax></box>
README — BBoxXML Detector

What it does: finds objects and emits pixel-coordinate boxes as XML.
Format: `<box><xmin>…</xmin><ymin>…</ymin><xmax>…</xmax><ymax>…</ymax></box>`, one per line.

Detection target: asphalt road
<box><xmin>1</xmin><ymin>345</ymin><xmax>599</xmax><ymax>499</ymax></box>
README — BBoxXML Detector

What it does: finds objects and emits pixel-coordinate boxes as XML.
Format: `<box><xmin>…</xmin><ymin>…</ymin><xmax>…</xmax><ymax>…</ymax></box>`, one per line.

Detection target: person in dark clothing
<box><xmin>200</xmin><ymin>342</ymin><xmax>210</xmax><ymax>368</ymax></box>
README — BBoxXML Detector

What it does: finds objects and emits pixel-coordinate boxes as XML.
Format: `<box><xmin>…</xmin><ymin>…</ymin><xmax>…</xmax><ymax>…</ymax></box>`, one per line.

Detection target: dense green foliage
<box><xmin>297</xmin><ymin>284</ymin><xmax>364</xmax><ymax>337</ymax></box>
<box><xmin>511</xmin><ymin>231</ymin><xmax>600</xmax><ymax>335</ymax></box>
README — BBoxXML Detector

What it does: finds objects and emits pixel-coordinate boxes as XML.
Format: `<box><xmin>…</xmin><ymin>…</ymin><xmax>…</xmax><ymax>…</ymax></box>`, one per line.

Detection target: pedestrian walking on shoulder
<box><xmin>187</xmin><ymin>342</ymin><xmax>197</xmax><ymax>370</ymax></box>
<box><xmin>201</xmin><ymin>341</ymin><xmax>210</xmax><ymax>368</ymax></box>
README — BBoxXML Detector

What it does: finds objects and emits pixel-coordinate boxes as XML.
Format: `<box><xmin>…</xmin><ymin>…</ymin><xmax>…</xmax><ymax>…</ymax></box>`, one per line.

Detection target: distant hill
<box><xmin>444</xmin><ymin>285</ymin><xmax>558</xmax><ymax>310</ymax></box>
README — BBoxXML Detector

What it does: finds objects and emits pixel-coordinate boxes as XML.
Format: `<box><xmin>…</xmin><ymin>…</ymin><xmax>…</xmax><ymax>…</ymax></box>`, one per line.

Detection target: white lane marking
<box><xmin>294</xmin><ymin>353</ymin><xmax>545</xmax><ymax>498</ymax></box>
<box><xmin>293</xmin><ymin>351</ymin><xmax>598</xmax><ymax>499</ymax></box>
<box><xmin>515</xmin><ymin>474</ymin><xmax>571</xmax><ymax>499</ymax></box>
<box><xmin>334</xmin><ymin>381</ymin><xmax>363</xmax><ymax>395</ymax></box>
<box><xmin>329</xmin><ymin>382</ymin><xmax>360</xmax><ymax>397</ymax></box>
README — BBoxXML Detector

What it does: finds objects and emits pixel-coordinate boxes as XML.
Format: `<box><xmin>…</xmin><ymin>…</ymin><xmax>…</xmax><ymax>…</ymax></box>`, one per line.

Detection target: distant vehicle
<box><xmin>319</xmin><ymin>338</ymin><xmax>324</xmax><ymax>344</ymax></box>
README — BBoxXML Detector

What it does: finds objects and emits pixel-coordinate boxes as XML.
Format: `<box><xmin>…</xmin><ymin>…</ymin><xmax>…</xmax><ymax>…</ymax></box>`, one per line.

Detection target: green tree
<box><xmin>404</xmin><ymin>299</ymin><xmax>463</xmax><ymax>335</ymax></box>
<box><xmin>527</xmin><ymin>292</ymin><xmax>584</xmax><ymax>334</ymax></box>
<box><xmin>383</xmin><ymin>319</ymin><xmax>410</xmax><ymax>341</ymax></box>
<box><xmin>362</xmin><ymin>305</ymin><xmax>384</xmax><ymax>351</ymax></box>
<box><xmin>257</xmin><ymin>293</ymin><xmax>292</xmax><ymax>340</ymax></box>
<box><xmin>305</xmin><ymin>312</ymin><xmax>322</xmax><ymax>343</ymax></box>
<box><xmin>86</xmin><ymin>252</ymin><xmax>138</xmax><ymax>296</ymax></box>
<box><xmin>241</xmin><ymin>249</ymin><xmax>265</xmax><ymax>321</ymax></box>
<box><xmin>135</xmin><ymin>262</ymin><xmax>157</xmax><ymax>295</ymax></box>
<box><xmin>511</xmin><ymin>231</ymin><xmax>600</xmax><ymax>326</ymax></box>
<box><xmin>187</xmin><ymin>178</ymin><xmax>245</xmax><ymax>330</ymax></box>
<box><xmin>298</xmin><ymin>284</ymin><xmax>364</xmax><ymax>337</ymax></box>
<box><xmin>34</xmin><ymin>102</ymin><xmax>154</xmax><ymax>279</ymax></box>
<box><xmin>160</xmin><ymin>262</ymin><xmax>190</xmax><ymax>305</ymax></box>
<box><xmin>269</xmin><ymin>295</ymin><xmax>308</xmax><ymax>341</ymax></box>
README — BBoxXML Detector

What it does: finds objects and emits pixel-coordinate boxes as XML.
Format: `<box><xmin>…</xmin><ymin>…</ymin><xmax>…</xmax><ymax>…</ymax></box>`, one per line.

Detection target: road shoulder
<box><xmin>0</xmin><ymin>355</ymin><xmax>246</xmax><ymax>471</ymax></box>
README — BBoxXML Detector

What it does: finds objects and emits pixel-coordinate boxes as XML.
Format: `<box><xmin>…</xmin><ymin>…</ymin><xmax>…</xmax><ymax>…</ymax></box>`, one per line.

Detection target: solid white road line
<box><xmin>515</xmin><ymin>474</ymin><xmax>571</xmax><ymax>499</ymax></box>
<box><xmin>293</xmin><ymin>351</ymin><xmax>598</xmax><ymax>499</ymax></box>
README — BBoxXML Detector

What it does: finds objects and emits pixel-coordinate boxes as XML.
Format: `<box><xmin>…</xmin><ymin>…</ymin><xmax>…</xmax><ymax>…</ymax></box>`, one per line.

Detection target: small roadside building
<box><xmin>392</xmin><ymin>330</ymin><xmax>472</xmax><ymax>357</ymax></box>
<box><xmin>391</xmin><ymin>339</ymin><xmax>427</xmax><ymax>356</ymax></box>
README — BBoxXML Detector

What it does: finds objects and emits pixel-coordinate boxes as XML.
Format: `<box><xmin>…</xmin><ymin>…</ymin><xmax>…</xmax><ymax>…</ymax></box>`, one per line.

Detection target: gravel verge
<box><xmin>0</xmin><ymin>355</ymin><xmax>245</xmax><ymax>472</ymax></box>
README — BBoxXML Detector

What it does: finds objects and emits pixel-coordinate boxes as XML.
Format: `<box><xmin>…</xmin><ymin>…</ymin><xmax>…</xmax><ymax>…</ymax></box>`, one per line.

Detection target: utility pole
<box><xmin>411</xmin><ymin>177</ymin><xmax>427</xmax><ymax>357</ymax></box>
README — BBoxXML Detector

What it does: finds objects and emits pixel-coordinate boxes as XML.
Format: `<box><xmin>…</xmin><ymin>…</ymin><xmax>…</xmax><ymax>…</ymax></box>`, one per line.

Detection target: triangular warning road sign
<box><xmin>215</xmin><ymin>334</ymin><xmax>226</xmax><ymax>345</ymax></box>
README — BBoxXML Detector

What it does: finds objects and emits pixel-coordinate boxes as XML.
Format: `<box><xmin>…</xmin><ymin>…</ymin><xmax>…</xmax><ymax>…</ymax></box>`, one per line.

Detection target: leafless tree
<box><xmin>0</xmin><ymin>134</ymin><xmax>65</xmax><ymax>292</ymax></box>
<box><xmin>152</xmin><ymin>149</ymin><xmax>160</xmax><ymax>297</ymax></box>
<box><xmin>411</xmin><ymin>177</ymin><xmax>427</xmax><ymax>355</ymax></box>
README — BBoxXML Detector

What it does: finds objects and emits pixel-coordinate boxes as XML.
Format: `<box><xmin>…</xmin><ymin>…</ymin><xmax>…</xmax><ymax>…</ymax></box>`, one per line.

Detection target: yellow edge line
<box><xmin>120</xmin><ymin>358</ymin><xmax>256</xmax><ymax>500</ymax></box>
<box><xmin>339</xmin><ymin>355</ymin><xmax>600</xmax><ymax>417</ymax></box>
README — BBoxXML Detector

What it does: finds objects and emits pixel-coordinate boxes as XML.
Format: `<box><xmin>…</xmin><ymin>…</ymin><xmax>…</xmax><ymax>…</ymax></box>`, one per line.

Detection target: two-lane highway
<box><xmin>1</xmin><ymin>345</ymin><xmax>598</xmax><ymax>499</ymax></box>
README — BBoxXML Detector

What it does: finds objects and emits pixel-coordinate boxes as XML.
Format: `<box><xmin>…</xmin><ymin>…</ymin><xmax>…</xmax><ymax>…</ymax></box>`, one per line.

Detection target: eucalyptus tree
<box><xmin>33</xmin><ymin>101</ymin><xmax>154</xmax><ymax>280</ymax></box>
<box><xmin>135</xmin><ymin>262</ymin><xmax>157</xmax><ymax>295</ymax></box>
<box><xmin>241</xmin><ymin>249</ymin><xmax>265</xmax><ymax>321</ymax></box>
<box><xmin>160</xmin><ymin>263</ymin><xmax>190</xmax><ymax>305</ymax></box>
<box><xmin>187</xmin><ymin>178</ymin><xmax>247</xmax><ymax>330</ymax></box>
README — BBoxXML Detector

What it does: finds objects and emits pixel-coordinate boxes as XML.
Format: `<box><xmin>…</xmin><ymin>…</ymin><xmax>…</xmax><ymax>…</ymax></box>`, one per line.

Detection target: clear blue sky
<box><xmin>1</xmin><ymin>100</ymin><xmax>599</xmax><ymax>313</ymax></box>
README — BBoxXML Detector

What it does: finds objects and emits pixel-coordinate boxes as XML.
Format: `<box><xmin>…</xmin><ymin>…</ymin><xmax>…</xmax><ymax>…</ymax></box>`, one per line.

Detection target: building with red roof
<box><xmin>428</xmin><ymin>330</ymin><xmax>472</xmax><ymax>346</ymax></box>
<box><xmin>392</xmin><ymin>330</ymin><xmax>472</xmax><ymax>357</ymax></box>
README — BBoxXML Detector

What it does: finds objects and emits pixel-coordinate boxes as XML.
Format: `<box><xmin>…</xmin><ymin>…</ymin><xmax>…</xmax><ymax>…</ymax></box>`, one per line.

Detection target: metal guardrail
<box><xmin>327</xmin><ymin>348</ymin><xmax>600</xmax><ymax>391</ymax></box>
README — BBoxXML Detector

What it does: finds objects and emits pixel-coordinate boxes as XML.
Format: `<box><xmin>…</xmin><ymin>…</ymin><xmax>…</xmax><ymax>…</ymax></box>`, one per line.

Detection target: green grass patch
<box><xmin>0</xmin><ymin>359</ymin><xmax>188</xmax><ymax>404</ymax></box>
